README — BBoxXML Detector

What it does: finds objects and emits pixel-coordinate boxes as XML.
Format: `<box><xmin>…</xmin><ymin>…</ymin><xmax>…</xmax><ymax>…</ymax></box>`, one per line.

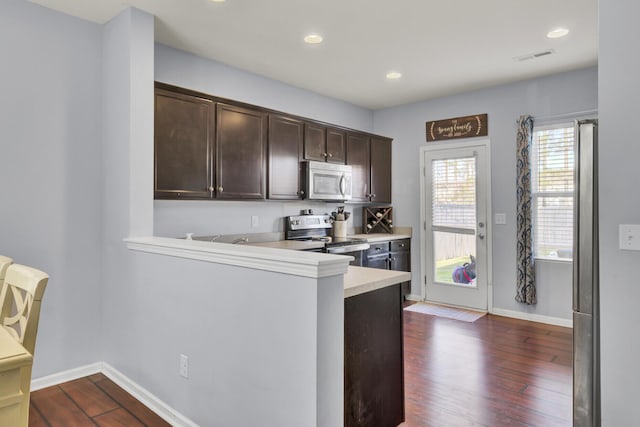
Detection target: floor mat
<box><xmin>404</xmin><ymin>302</ymin><xmax>486</xmax><ymax>322</ymax></box>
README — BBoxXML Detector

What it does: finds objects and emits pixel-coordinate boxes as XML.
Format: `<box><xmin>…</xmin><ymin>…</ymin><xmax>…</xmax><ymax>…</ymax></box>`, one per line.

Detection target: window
<box><xmin>531</xmin><ymin>123</ymin><xmax>575</xmax><ymax>260</ymax></box>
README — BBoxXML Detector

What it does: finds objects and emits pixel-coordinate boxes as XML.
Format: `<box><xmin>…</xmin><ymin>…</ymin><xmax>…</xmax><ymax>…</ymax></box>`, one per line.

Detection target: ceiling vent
<box><xmin>513</xmin><ymin>49</ymin><xmax>556</xmax><ymax>62</ymax></box>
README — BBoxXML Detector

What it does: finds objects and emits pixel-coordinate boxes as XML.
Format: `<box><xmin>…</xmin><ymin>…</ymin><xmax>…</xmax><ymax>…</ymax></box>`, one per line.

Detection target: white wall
<box><xmin>0</xmin><ymin>0</ymin><xmax>103</xmax><ymax>376</ymax></box>
<box><xmin>153</xmin><ymin>44</ymin><xmax>374</xmax><ymax>238</ymax></box>
<box><xmin>599</xmin><ymin>0</ymin><xmax>640</xmax><ymax>424</ymax></box>
<box><xmin>155</xmin><ymin>43</ymin><xmax>373</xmax><ymax>131</ymax></box>
<box><xmin>373</xmin><ymin>67</ymin><xmax>598</xmax><ymax>320</ymax></box>
<box><xmin>102</xmin><ymin>10</ymin><xmax>344</xmax><ymax>426</ymax></box>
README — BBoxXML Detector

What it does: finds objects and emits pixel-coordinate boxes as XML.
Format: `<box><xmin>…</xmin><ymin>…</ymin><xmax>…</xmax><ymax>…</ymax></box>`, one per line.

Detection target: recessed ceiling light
<box><xmin>304</xmin><ymin>34</ymin><xmax>323</xmax><ymax>44</ymax></box>
<box><xmin>210</xmin><ymin>0</ymin><xmax>225</xmax><ymax>2</ymax></box>
<box><xmin>547</xmin><ymin>28</ymin><xmax>569</xmax><ymax>39</ymax></box>
<box><xmin>386</xmin><ymin>71</ymin><xmax>402</xmax><ymax>80</ymax></box>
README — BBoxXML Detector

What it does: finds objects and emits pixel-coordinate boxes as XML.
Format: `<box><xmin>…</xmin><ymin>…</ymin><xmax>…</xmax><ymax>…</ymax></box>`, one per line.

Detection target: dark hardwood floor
<box><xmin>29</xmin><ymin>373</ymin><xmax>171</xmax><ymax>427</ymax></box>
<box><xmin>29</xmin><ymin>312</ymin><xmax>572</xmax><ymax>427</ymax></box>
<box><xmin>401</xmin><ymin>310</ymin><xmax>572</xmax><ymax>427</ymax></box>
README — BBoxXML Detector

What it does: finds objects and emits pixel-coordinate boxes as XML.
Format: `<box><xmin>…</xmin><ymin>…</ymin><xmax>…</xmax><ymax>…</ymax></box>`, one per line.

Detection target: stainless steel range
<box><xmin>284</xmin><ymin>214</ymin><xmax>369</xmax><ymax>266</ymax></box>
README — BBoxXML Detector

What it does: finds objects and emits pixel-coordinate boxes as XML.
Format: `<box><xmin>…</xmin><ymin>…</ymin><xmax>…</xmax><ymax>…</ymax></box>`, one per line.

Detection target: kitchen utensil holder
<box><xmin>333</xmin><ymin>220</ymin><xmax>348</xmax><ymax>238</ymax></box>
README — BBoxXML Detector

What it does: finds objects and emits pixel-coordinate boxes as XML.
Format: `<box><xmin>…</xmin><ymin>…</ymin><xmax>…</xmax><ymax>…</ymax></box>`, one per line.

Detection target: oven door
<box><xmin>325</xmin><ymin>243</ymin><xmax>369</xmax><ymax>266</ymax></box>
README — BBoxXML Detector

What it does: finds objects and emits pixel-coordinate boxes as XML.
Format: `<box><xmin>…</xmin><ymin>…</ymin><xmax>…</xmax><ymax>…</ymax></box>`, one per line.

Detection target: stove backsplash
<box><xmin>154</xmin><ymin>200</ymin><xmax>367</xmax><ymax>238</ymax></box>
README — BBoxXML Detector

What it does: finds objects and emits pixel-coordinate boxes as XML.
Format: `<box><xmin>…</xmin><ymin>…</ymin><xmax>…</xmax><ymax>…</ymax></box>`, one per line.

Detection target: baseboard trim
<box><xmin>31</xmin><ymin>362</ymin><xmax>103</xmax><ymax>391</ymax></box>
<box><xmin>490</xmin><ymin>308</ymin><xmax>573</xmax><ymax>328</ymax></box>
<box><xmin>31</xmin><ymin>362</ymin><xmax>198</xmax><ymax>427</ymax></box>
<box><xmin>101</xmin><ymin>363</ymin><xmax>198</xmax><ymax>427</ymax></box>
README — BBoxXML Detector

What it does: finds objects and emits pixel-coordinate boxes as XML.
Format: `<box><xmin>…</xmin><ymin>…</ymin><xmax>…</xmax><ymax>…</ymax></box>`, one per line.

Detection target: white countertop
<box><xmin>246</xmin><ymin>240</ymin><xmax>325</xmax><ymax>251</ymax></box>
<box><xmin>343</xmin><ymin>266</ymin><xmax>411</xmax><ymax>298</ymax></box>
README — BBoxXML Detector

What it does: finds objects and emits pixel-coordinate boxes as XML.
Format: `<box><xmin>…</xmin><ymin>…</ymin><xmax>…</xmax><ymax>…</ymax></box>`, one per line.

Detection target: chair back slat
<box><xmin>0</xmin><ymin>255</ymin><xmax>13</xmax><ymax>286</ymax></box>
<box><xmin>0</xmin><ymin>264</ymin><xmax>48</xmax><ymax>354</ymax></box>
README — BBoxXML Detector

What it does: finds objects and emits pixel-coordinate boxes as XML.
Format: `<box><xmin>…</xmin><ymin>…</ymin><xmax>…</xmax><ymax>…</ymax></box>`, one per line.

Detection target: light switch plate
<box><xmin>619</xmin><ymin>224</ymin><xmax>640</xmax><ymax>251</ymax></box>
<box><xmin>495</xmin><ymin>213</ymin><xmax>507</xmax><ymax>225</ymax></box>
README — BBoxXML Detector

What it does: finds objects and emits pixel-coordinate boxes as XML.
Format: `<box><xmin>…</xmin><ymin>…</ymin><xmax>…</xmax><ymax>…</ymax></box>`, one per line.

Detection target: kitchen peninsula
<box><xmin>126</xmin><ymin>236</ymin><xmax>409</xmax><ymax>426</ymax></box>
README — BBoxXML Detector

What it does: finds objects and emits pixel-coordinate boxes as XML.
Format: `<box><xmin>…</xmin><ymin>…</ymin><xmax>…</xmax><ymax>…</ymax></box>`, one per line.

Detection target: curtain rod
<box><xmin>533</xmin><ymin>109</ymin><xmax>598</xmax><ymax>122</ymax></box>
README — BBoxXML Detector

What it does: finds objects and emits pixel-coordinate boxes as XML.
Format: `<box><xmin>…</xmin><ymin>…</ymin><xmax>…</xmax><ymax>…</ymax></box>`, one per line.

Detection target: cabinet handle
<box><xmin>323</xmin><ymin>152</ymin><xmax>328</xmax><ymax>157</ymax></box>
<box><xmin>218</xmin><ymin>186</ymin><xmax>224</xmax><ymax>193</ymax></box>
<box><xmin>208</xmin><ymin>186</ymin><xmax>214</xmax><ymax>192</ymax></box>
<box><xmin>328</xmin><ymin>152</ymin><xmax>333</xmax><ymax>158</ymax></box>
<box><xmin>297</xmin><ymin>190</ymin><xmax>305</xmax><ymax>196</ymax></box>
<box><xmin>372</xmin><ymin>194</ymin><xmax>376</xmax><ymax>199</ymax></box>
<box><xmin>376</xmin><ymin>247</ymin><xmax>382</xmax><ymax>251</ymax></box>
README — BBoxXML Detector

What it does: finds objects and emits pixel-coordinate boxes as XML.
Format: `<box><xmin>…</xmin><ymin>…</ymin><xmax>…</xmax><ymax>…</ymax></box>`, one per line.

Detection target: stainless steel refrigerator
<box><xmin>573</xmin><ymin>119</ymin><xmax>600</xmax><ymax>426</ymax></box>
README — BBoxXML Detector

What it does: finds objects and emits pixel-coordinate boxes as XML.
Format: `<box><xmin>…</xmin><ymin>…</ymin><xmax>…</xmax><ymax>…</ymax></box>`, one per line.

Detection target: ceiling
<box><xmin>27</xmin><ymin>0</ymin><xmax>597</xmax><ymax>110</ymax></box>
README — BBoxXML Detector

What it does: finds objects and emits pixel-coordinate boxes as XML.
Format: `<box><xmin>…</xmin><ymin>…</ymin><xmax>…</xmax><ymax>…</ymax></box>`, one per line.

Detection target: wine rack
<box><xmin>363</xmin><ymin>206</ymin><xmax>393</xmax><ymax>234</ymax></box>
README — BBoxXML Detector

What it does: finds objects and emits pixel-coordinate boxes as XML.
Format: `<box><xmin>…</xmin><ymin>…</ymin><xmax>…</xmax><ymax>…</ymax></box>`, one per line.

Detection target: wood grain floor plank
<box><xmin>95</xmin><ymin>378</ymin><xmax>171</xmax><ymax>427</ymax></box>
<box><xmin>28</xmin><ymin>404</ymin><xmax>48</xmax><ymax>427</ymax></box>
<box><xmin>60</xmin><ymin>378</ymin><xmax>120</xmax><ymax>417</ymax></box>
<box><xmin>93</xmin><ymin>408</ymin><xmax>145</xmax><ymax>427</ymax></box>
<box><xmin>30</xmin><ymin>386</ymin><xmax>95</xmax><ymax>427</ymax></box>
<box><xmin>403</xmin><ymin>310</ymin><xmax>573</xmax><ymax>427</ymax></box>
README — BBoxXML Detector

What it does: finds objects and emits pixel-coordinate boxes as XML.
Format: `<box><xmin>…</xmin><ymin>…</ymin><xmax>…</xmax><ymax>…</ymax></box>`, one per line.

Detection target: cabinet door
<box><xmin>326</xmin><ymin>128</ymin><xmax>346</xmax><ymax>164</ymax></box>
<box><xmin>268</xmin><ymin>115</ymin><xmax>303</xmax><ymax>199</ymax></box>
<box><xmin>303</xmin><ymin>123</ymin><xmax>327</xmax><ymax>162</ymax></box>
<box><xmin>346</xmin><ymin>133</ymin><xmax>371</xmax><ymax>202</ymax></box>
<box><xmin>370</xmin><ymin>136</ymin><xmax>392</xmax><ymax>203</ymax></box>
<box><xmin>390</xmin><ymin>251</ymin><xmax>410</xmax><ymax>272</ymax></box>
<box><xmin>366</xmin><ymin>254</ymin><xmax>389</xmax><ymax>270</ymax></box>
<box><xmin>154</xmin><ymin>88</ymin><xmax>214</xmax><ymax>199</ymax></box>
<box><xmin>216</xmin><ymin>103</ymin><xmax>267</xmax><ymax>199</ymax></box>
<box><xmin>345</xmin><ymin>284</ymin><xmax>404</xmax><ymax>427</ymax></box>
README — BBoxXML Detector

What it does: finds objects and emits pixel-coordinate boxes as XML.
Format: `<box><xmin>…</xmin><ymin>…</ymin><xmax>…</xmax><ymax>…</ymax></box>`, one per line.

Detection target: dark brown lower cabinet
<box><xmin>345</xmin><ymin>283</ymin><xmax>404</xmax><ymax>427</ymax></box>
<box><xmin>365</xmin><ymin>239</ymin><xmax>411</xmax><ymax>299</ymax></box>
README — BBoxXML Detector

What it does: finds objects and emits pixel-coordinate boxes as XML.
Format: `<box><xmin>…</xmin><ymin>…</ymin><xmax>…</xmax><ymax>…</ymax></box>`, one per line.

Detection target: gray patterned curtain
<box><xmin>515</xmin><ymin>115</ymin><xmax>536</xmax><ymax>305</ymax></box>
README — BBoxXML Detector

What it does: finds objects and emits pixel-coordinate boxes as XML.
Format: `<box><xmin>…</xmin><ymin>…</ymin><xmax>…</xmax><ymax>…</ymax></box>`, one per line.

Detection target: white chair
<box><xmin>1</xmin><ymin>264</ymin><xmax>49</xmax><ymax>354</ymax></box>
<box><xmin>0</xmin><ymin>255</ymin><xmax>12</xmax><ymax>288</ymax></box>
<box><xmin>0</xmin><ymin>262</ymin><xmax>48</xmax><ymax>427</ymax></box>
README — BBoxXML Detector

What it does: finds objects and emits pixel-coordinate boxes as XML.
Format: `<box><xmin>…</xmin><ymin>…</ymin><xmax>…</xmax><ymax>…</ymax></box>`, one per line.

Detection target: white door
<box><xmin>422</xmin><ymin>142</ymin><xmax>489</xmax><ymax>310</ymax></box>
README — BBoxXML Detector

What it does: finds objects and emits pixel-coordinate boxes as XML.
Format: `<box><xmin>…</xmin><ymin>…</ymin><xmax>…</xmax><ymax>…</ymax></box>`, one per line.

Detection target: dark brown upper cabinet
<box><xmin>370</xmin><ymin>136</ymin><xmax>392</xmax><ymax>204</ymax></box>
<box><xmin>326</xmin><ymin>127</ymin><xmax>346</xmax><ymax>164</ymax></box>
<box><xmin>304</xmin><ymin>123</ymin><xmax>346</xmax><ymax>164</ymax></box>
<box><xmin>268</xmin><ymin>114</ymin><xmax>303</xmax><ymax>199</ymax></box>
<box><xmin>216</xmin><ymin>103</ymin><xmax>267</xmax><ymax>199</ymax></box>
<box><xmin>346</xmin><ymin>133</ymin><xmax>371</xmax><ymax>202</ymax></box>
<box><xmin>346</xmin><ymin>133</ymin><xmax>392</xmax><ymax>204</ymax></box>
<box><xmin>154</xmin><ymin>88</ymin><xmax>214</xmax><ymax>199</ymax></box>
<box><xmin>154</xmin><ymin>82</ymin><xmax>392</xmax><ymax>203</ymax></box>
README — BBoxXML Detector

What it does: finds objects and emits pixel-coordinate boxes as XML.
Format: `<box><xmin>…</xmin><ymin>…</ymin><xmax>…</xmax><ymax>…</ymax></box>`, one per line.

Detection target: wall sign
<box><xmin>426</xmin><ymin>114</ymin><xmax>488</xmax><ymax>142</ymax></box>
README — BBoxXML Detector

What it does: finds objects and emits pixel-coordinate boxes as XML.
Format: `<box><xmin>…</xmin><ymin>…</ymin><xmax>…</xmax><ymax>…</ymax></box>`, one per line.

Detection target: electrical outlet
<box><xmin>251</xmin><ymin>215</ymin><xmax>259</xmax><ymax>228</ymax></box>
<box><xmin>495</xmin><ymin>213</ymin><xmax>507</xmax><ymax>225</ymax></box>
<box><xmin>179</xmin><ymin>354</ymin><xmax>189</xmax><ymax>378</ymax></box>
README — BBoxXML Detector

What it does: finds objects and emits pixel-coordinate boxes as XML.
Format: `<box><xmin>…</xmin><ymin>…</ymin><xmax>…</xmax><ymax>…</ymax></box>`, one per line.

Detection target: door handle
<box><xmin>478</xmin><ymin>233</ymin><xmax>485</xmax><ymax>239</ymax></box>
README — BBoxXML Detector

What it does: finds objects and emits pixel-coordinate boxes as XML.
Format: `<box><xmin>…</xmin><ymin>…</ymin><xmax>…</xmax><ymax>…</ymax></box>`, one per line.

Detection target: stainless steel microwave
<box><xmin>303</xmin><ymin>161</ymin><xmax>353</xmax><ymax>201</ymax></box>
